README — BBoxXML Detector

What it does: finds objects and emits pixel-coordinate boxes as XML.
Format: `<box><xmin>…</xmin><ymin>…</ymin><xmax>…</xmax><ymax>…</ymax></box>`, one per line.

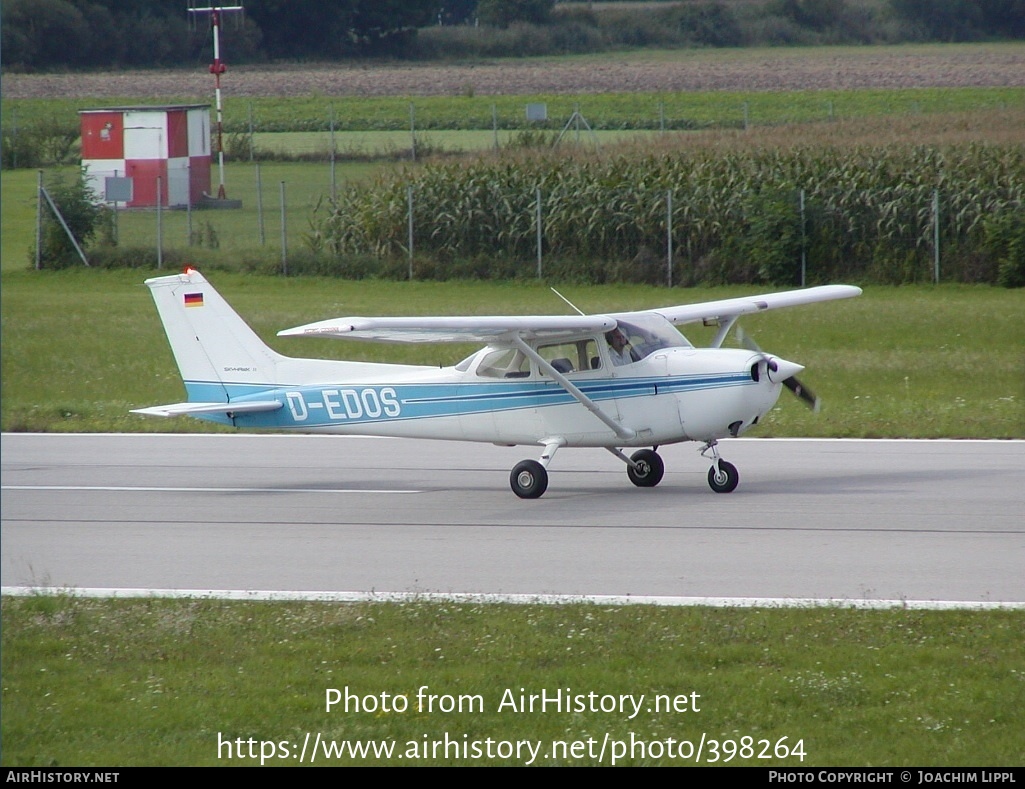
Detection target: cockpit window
<box><xmin>612</xmin><ymin>314</ymin><xmax>692</xmax><ymax>361</ymax></box>
<box><xmin>537</xmin><ymin>339</ymin><xmax>602</xmax><ymax>376</ymax></box>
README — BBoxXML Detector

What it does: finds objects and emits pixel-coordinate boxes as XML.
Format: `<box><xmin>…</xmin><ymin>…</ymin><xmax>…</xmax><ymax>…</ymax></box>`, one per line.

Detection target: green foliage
<box><xmin>889</xmin><ymin>0</ymin><xmax>1025</xmax><ymax>41</ymax></box>
<box><xmin>477</xmin><ymin>0</ymin><xmax>556</xmax><ymax>28</ymax></box>
<box><xmin>985</xmin><ymin>211</ymin><xmax>1025</xmax><ymax>288</ymax></box>
<box><xmin>3</xmin><ymin>595</ymin><xmax>1024</xmax><ymax>765</ymax></box>
<box><xmin>671</xmin><ymin>1</ymin><xmax>745</xmax><ymax>47</ymax></box>
<box><xmin>313</xmin><ymin>143</ymin><xmax>1025</xmax><ymax>286</ymax></box>
<box><xmin>0</xmin><ymin>0</ymin><xmax>435</xmax><ymax>70</ymax></box>
<box><xmin>1</xmin><ymin>116</ymin><xmax>79</xmax><ymax>169</ymax></box>
<box><xmin>4</xmin><ymin>0</ymin><xmax>1025</xmax><ymax>70</ymax></box>
<box><xmin>741</xmin><ymin>191</ymin><xmax>805</xmax><ymax>285</ymax></box>
<box><xmin>34</xmin><ymin>169</ymin><xmax>111</xmax><ymax>269</ymax></box>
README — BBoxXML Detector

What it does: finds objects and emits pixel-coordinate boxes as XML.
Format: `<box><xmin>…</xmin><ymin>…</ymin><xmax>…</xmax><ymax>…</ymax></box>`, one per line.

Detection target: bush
<box><xmin>2</xmin><ymin>117</ymin><xmax>79</xmax><ymax>169</ymax></box>
<box><xmin>985</xmin><ymin>211</ymin><xmax>1025</xmax><ymax>288</ymax></box>
<box><xmin>33</xmin><ymin>170</ymin><xmax>111</xmax><ymax>269</ymax></box>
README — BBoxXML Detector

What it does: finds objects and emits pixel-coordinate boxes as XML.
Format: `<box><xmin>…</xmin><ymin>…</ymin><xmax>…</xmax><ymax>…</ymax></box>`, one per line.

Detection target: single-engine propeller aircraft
<box><xmin>134</xmin><ymin>268</ymin><xmax>860</xmax><ymax>498</ymax></box>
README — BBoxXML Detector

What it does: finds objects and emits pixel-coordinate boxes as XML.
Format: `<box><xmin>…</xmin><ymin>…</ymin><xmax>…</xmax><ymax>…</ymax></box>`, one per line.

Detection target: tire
<box><xmin>707</xmin><ymin>460</ymin><xmax>739</xmax><ymax>493</ymax></box>
<box><xmin>627</xmin><ymin>449</ymin><xmax>664</xmax><ymax>488</ymax></box>
<box><xmin>510</xmin><ymin>460</ymin><xmax>548</xmax><ymax>499</ymax></box>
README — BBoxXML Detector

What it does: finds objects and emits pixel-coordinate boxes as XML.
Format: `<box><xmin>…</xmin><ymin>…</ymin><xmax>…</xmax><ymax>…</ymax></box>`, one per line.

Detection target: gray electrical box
<box><xmin>105</xmin><ymin>176</ymin><xmax>133</xmax><ymax>203</ymax></box>
<box><xmin>526</xmin><ymin>103</ymin><xmax>548</xmax><ymax>122</ymax></box>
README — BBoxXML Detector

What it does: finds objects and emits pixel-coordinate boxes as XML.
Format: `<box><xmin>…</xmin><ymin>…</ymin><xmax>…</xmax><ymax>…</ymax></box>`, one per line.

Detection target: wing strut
<box><xmin>511</xmin><ymin>336</ymin><xmax>636</xmax><ymax>442</ymax></box>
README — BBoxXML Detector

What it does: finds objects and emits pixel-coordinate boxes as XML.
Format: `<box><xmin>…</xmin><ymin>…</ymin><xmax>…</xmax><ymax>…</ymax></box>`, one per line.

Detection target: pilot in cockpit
<box><xmin>606</xmin><ymin>329</ymin><xmax>637</xmax><ymax>366</ymax></box>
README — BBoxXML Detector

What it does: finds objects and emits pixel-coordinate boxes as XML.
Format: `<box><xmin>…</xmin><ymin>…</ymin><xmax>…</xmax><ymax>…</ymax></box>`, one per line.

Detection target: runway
<box><xmin>2</xmin><ymin>434</ymin><xmax>1023</xmax><ymax>605</ymax></box>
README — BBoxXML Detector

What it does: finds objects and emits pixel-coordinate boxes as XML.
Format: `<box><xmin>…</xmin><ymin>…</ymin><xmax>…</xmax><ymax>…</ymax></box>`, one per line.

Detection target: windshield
<box><xmin>612</xmin><ymin>313</ymin><xmax>692</xmax><ymax>360</ymax></box>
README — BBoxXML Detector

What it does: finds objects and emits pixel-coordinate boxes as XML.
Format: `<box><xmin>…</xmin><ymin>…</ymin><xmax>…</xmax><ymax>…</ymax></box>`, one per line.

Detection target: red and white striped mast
<box><xmin>188</xmin><ymin>3</ymin><xmax>243</xmax><ymax>199</ymax></box>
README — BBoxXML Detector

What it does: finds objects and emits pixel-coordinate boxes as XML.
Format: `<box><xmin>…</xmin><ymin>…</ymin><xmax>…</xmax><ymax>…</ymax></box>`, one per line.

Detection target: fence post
<box><xmin>156</xmin><ymin>175</ymin><xmax>163</xmax><ymax>269</ymax></box>
<box><xmin>256</xmin><ymin>163</ymin><xmax>266</xmax><ymax>245</ymax></box>
<box><xmin>35</xmin><ymin>170</ymin><xmax>43</xmax><ymax>270</ymax></box>
<box><xmin>407</xmin><ymin>185</ymin><xmax>414</xmax><ymax>280</ymax></box>
<box><xmin>330</xmin><ymin>106</ymin><xmax>337</xmax><ymax>201</ymax></box>
<box><xmin>409</xmin><ymin>103</ymin><xmax>416</xmax><ymax>162</ymax></box>
<box><xmin>186</xmin><ymin>163</ymin><xmax>193</xmax><ymax>246</ymax></box>
<box><xmin>932</xmin><ymin>189</ymin><xmax>940</xmax><ymax>284</ymax></box>
<box><xmin>492</xmin><ymin>104</ymin><xmax>499</xmax><ymax>152</ymax></box>
<box><xmin>666</xmin><ymin>189</ymin><xmax>674</xmax><ymax>287</ymax></box>
<box><xmin>536</xmin><ymin>187</ymin><xmax>543</xmax><ymax>279</ymax></box>
<box><xmin>279</xmin><ymin>181</ymin><xmax>287</xmax><ymax>275</ymax></box>
<box><xmin>112</xmin><ymin>169</ymin><xmax>120</xmax><ymax>245</ymax></box>
<box><xmin>248</xmin><ymin>101</ymin><xmax>255</xmax><ymax>163</ymax></box>
<box><xmin>800</xmin><ymin>188</ymin><xmax>807</xmax><ymax>287</ymax></box>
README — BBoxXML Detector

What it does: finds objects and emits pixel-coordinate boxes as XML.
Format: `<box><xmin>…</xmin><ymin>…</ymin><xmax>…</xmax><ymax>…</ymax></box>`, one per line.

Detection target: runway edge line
<box><xmin>3</xmin><ymin>587</ymin><xmax>1022</xmax><ymax>610</ymax></box>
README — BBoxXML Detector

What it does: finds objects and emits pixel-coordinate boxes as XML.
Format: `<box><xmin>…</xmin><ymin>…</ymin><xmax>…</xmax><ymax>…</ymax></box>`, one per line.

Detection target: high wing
<box><xmin>277</xmin><ymin>285</ymin><xmax>861</xmax><ymax>346</ymax></box>
<box><xmin>636</xmin><ymin>285</ymin><xmax>863</xmax><ymax>326</ymax></box>
<box><xmin>278</xmin><ymin>315</ymin><xmax>616</xmax><ymax>343</ymax></box>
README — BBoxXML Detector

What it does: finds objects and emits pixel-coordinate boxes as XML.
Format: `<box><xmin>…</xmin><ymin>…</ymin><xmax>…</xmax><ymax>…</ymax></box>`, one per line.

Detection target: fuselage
<box><xmin>198</xmin><ymin>344</ymin><xmax>787</xmax><ymax>448</ymax></box>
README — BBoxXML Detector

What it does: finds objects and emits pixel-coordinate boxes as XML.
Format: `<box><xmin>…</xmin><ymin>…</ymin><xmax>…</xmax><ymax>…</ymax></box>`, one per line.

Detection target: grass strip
<box><xmin>2</xmin><ymin>595</ymin><xmax>1022</xmax><ymax>766</ymax></box>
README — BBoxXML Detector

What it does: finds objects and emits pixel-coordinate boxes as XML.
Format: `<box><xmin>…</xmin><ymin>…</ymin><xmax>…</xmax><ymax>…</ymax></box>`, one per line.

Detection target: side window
<box><xmin>476</xmin><ymin>348</ymin><xmax>529</xmax><ymax>378</ymax></box>
<box><xmin>538</xmin><ymin>339</ymin><xmax>601</xmax><ymax>376</ymax></box>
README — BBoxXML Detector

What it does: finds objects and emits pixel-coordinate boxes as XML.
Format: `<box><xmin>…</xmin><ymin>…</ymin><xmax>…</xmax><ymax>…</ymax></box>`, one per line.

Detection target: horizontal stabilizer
<box><xmin>130</xmin><ymin>400</ymin><xmax>283</xmax><ymax>418</ymax></box>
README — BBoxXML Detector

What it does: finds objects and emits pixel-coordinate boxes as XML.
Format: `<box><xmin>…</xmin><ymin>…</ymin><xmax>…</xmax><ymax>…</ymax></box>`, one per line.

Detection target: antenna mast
<box><xmin>188</xmin><ymin>3</ymin><xmax>244</xmax><ymax>200</ymax></box>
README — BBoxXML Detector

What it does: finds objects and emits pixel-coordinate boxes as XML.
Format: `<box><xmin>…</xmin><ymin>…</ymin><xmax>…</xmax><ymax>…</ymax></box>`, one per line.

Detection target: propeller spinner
<box><xmin>738</xmin><ymin>327</ymin><xmax>821</xmax><ymax>412</ymax></box>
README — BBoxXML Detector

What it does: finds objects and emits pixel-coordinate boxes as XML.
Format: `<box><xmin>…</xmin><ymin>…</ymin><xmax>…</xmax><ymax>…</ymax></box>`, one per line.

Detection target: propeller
<box><xmin>736</xmin><ymin>327</ymin><xmax>821</xmax><ymax>413</ymax></box>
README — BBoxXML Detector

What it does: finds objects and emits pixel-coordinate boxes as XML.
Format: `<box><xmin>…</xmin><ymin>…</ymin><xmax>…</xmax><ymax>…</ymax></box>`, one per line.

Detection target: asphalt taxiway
<box><xmin>2</xmin><ymin>434</ymin><xmax>1022</xmax><ymax>604</ymax></box>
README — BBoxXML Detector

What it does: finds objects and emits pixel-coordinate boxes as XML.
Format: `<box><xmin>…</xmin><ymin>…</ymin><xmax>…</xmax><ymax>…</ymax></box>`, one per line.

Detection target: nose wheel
<box><xmin>707</xmin><ymin>459</ymin><xmax>739</xmax><ymax>493</ymax></box>
<box><xmin>701</xmin><ymin>440</ymin><xmax>740</xmax><ymax>493</ymax></box>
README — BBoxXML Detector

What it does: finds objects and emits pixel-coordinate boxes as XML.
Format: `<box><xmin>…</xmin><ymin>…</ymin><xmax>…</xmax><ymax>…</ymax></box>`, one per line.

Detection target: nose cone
<box><xmin>768</xmin><ymin>356</ymin><xmax>804</xmax><ymax>383</ymax></box>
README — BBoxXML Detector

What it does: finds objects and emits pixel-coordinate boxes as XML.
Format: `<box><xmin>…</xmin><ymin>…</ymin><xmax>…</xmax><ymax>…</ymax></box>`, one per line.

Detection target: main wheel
<box><xmin>707</xmin><ymin>460</ymin><xmax>739</xmax><ymax>493</ymax></box>
<box><xmin>510</xmin><ymin>460</ymin><xmax>548</xmax><ymax>499</ymax></box>
<box><xmin>627</xmin><ymin>449</ymin><xmax>665</xmax><ymax>488</ymax></box>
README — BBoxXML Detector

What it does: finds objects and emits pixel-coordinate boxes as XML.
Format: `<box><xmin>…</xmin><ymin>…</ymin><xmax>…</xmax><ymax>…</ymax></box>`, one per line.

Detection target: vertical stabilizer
<box><xmin>144</xmin><ymin>268</ymin><xmax>285</xmax><ymax>401</ymax></box>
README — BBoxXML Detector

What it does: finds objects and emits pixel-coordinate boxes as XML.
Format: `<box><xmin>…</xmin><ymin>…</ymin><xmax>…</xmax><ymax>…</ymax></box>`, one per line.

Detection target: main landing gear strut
<box><xmin>509</xmin><ymin>439</ymin><xmax>739</xmax><ymax>498</ymax></box>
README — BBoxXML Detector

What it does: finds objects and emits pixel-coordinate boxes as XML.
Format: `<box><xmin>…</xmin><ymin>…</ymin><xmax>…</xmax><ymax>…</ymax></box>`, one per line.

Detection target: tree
<box><xmin>246</xmin><ymin>0</ymin><xmax>436</xmax><ymax>58</ymax></box>
<box><xmin>477</xmin><ymin>0</ymin><xmax>555</xmax><ymax>28</ymax></box>
<box><xmin>0</xmin><ymin>0</ymin><xmax>92</xmax><ymax>69</ymax></box>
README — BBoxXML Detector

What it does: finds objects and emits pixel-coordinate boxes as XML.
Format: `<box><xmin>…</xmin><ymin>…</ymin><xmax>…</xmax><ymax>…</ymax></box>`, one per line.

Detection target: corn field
<box><xmin>310</xmin><ymin>144</ymin><xmax>1025</xmax><ymax>286</ymax></box>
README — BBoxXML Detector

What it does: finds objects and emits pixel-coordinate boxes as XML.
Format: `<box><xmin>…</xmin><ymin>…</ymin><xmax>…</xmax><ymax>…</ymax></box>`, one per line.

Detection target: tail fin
<box><xmin>144</xmin><ymin>268</ymin><xmax>285</xmax><ymax>402</ymax></box>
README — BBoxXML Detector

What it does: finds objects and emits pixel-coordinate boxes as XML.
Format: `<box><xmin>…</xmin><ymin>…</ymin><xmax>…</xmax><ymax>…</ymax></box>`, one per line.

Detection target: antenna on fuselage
<box><xmin>550</xmin><ymin>287</ymin><xmax>586</xmax><ymax>316</ymax></box>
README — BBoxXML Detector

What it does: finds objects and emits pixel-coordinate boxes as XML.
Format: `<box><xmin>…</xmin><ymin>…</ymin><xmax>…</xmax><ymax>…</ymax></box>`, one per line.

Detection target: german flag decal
<box><xmin>184</xmin><ymin>292</ymin><xmax>204</xmax><ymax>308</ymax></box>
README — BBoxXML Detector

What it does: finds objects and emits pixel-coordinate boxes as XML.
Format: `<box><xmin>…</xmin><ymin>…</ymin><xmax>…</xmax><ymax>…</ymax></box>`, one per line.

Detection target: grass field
<box><xmin>7</xmin><ymin>86</ymin><xmax>1023</xmax><ymax>135</ymax></box>
<box><xmin>1</xmin><ymin>268</ymin><xmax>1022</xmax><ymax>437</ymax></box>
<box><xmin>2</xmin><ymin>595</ymin><xmax>1022</xmax><ymax>766</ymax></box>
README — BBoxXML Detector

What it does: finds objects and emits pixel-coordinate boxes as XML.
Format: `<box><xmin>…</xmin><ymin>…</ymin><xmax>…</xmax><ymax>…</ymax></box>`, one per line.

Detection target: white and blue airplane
<box><xmin>134</xmin><ymin>268</ymin><xmax>861</xmax><ymax>498</ymax></box>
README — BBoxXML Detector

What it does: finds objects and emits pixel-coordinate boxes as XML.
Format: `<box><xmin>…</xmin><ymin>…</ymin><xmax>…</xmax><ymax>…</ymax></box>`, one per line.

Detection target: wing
<box><xmin>277</xmin><ymin>285</ymin><xmax>860</xmax><ymax>344</ymax></box>
<box><xmin>631</xmin><ymin>285</ymin><xmax>862</xmax><ymax>326</ymax></box>
<box><xmin>277</xmin><ymin>315</ymin><xmax>616</xmax><ymax>344</ymax></box>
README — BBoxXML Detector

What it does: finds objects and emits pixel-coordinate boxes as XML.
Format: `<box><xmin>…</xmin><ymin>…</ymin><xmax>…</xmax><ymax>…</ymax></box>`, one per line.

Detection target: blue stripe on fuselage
<box><xmin>182</xmin><ymin>372</ymin><xmax>753</xmax><ymax>429</ymax></box>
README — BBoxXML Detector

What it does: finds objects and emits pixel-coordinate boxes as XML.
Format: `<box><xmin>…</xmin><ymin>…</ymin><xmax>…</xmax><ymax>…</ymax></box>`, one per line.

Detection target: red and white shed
<box><xmin>79</xmin><ymin>104</ymin><xmax>212</xmax><ymax>208</ymax></box>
